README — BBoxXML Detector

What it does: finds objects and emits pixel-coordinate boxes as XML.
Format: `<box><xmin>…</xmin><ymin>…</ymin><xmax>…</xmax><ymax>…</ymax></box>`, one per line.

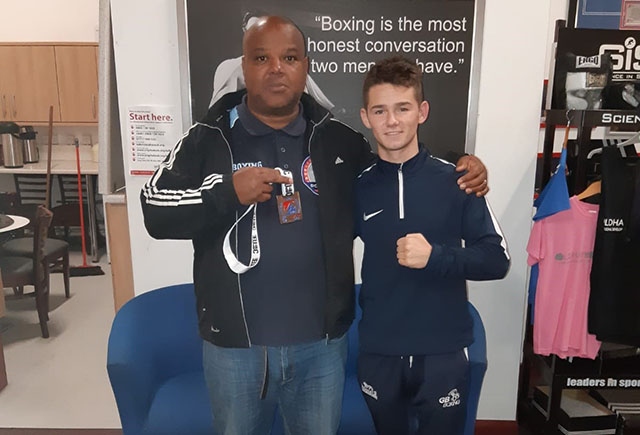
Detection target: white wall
<box><xmin>469</xmin><ymin>0</ymin><xmax>553</xmax><ymax>420</ymax></box>
<box><xmin>0</xmin><ymin>0</ymin><xmax>99</xmax><ymax>42</ymax></box>
<box><xmin>470</xmin><ymin>1</ymin><xmax>574</xmax><ymax>420</ymax></box>
<box><xmin>110</xmin><ymin>0</ymin><xmax>562</xmax><ymax>422</ymax></box>
<box><xmin>110</xmin><ymin>0</ymin><xmax>193</xmax><ymax>292</ymax></box>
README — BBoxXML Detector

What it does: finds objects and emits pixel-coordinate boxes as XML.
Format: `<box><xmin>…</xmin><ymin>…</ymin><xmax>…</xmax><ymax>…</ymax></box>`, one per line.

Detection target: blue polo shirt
<box><xmin>230</xmin><ymin>99</ymin><xmax>326</xmax><ymax>346</ymax></box>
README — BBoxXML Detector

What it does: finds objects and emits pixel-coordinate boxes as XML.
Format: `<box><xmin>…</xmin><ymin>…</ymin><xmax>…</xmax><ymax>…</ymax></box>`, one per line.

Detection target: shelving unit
<box><xmin>525</xmin><ymin>108</ymin><xmax>640</xmax><ymax>434</ymax></box>
<box><xmin>521</xmin><ymin>343</ymin><xmax>640</xmax><ymax>434</ymax></box>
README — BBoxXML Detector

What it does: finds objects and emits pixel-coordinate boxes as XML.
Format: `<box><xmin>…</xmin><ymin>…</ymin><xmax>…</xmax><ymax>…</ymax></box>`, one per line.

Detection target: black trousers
<box><xmin>357</xmin><ymin>350</ymin><xmax>469</xmax><ymax>435</ymax></box>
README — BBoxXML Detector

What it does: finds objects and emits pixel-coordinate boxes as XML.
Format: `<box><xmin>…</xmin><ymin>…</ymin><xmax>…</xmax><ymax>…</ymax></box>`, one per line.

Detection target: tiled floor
<box><xmin>0</xmin><ymin>430</ymin><xmax>120</xmax><ymax>435</ymax></box>
<box><xmin>0</xmin><ymin>250</ymin><xmax>121</xmax><ymax>430</ymax></box>
<box><xmin>6</xmin><ymin>249</ymin><xmax>622</xmax><ymax>435</ymax></box>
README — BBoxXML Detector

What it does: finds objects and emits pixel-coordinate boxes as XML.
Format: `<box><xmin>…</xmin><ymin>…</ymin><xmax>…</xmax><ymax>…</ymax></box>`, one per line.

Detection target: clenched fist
<box><xmin>232</xmin><ymin>167</ymin><xmax>292</xmax><ymax>205</ymax></box>
<box><xmin>397</xmin><ymin>233</ymin><xmax>432</xmax><ymax>269</ymax></box>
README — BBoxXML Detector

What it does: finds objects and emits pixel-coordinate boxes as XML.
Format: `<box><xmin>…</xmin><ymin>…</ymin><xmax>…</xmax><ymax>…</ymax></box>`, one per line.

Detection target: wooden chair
<box><xmin>52</xmin><ymin>175</ymin><xmax>103</xmax><ymax>263</ymax></box>
<box><xmin>0</xmin><ymin>205</ymin><xmax>54</xmax><ymax>338</ymax></box>
<box><xmin>7</xmin><ymin>175</ymin><xmax>72</xmax><ymax>297</ymax></box>
<box><xmin>13</xmin><ymin>174</ymin><xmax>49</xmax><ymax>206</ymax></box>
<box><xmin>12</xmin><ymin>174</ymin><xmax>48</xmax><ymax>226</ymax></box>
<box><xmin>52</xmin><ymin>174</ymin><xmax>93</xmax><ymax>242</ymax></box>
<box><xmin>0</xmin><ymin>236</ymin><xmax>70</xmax><ymax>299</ymax></box>
<box><xmin>13</xmin><ymin>173</ymin><xmax>89</xmax><ymax>241</ymax></box>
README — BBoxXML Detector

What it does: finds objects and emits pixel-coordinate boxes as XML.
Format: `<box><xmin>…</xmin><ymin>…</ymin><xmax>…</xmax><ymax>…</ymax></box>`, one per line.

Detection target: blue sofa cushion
<box><xmin>339</xmin><ymin>374</ymin><xmax>376</xmax><ymax>435</ymax></box>
<box><xmin>144</xmin><ymin>371</ymin><xmax>213</xmax><ymax>435</ymax></box>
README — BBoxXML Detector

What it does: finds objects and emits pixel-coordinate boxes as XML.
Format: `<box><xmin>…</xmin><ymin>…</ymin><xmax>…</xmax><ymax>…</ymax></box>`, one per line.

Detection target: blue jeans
<box><xmin>203</xmin><ymin>334</ymin><xmax>348</xmax><ymax>435</ymax></box>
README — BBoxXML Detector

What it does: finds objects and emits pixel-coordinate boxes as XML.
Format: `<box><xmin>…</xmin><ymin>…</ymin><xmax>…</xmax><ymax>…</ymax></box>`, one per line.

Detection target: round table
<box><xmin>0</xmin><ymin>214</ymin><xmax>30</xmax><ymax>234</ymax></box>
<box><xmin>0</xmin><ymin>214</ymin><xmax>27</xmax><ymax>390</ymax></box>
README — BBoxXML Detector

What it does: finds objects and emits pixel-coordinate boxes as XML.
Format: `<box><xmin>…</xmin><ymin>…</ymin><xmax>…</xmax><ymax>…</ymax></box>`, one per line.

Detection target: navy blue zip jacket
<box><xmin>354</xmin><ymin>146</ymin><xmax>510</xmax><ymax>356</ymax></box>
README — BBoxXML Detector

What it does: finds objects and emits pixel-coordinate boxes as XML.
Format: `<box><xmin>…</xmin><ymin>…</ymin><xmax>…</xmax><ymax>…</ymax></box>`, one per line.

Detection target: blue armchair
<box><xmin>107</xmin><ymin>284</ymin><xmax>212</xmax><ymax>435</ymax></box>
<box><xmin>465</xmin><ymin>301</ymin><xmax>488</xmax><ymax>435</ymax></box>
<box><xmin>107</xmin><ymin>284</ymin><xmax>486</xmax><ymax>435</ymax></box>
<box><xmin>338</xmin><ymin>285</ymin><xmax>376</xmax><ymax>435</ymax></box>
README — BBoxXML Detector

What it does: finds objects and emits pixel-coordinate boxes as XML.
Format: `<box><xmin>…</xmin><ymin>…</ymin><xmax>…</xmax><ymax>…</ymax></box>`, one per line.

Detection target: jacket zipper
<box><xmin>308</xmin><ymin>114</ymin><xmax>333</xmax><ymax>338</ymax></box>
<box><xmin>218</xmin><ymin>126</ymin><xmax>252</xmax><ymax>347</ymax></box>
<box><xmin>398</xmin><ymin>163</ymin><xmax>405</xmax><ymax>220</ymax></box>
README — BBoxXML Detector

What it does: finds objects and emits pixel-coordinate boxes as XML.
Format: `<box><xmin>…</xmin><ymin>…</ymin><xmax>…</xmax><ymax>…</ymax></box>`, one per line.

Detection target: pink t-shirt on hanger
<box><xmin>527</xmin><ymin>196</ymin><xmax>601</xmax><ymax>359</ymax></box>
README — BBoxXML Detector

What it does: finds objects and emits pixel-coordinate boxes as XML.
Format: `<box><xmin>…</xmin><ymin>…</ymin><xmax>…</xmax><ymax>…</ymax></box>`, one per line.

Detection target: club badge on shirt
<box><xmin>301</xmin><ymin>157</ymin><xmax>319</xmax><ymax>195</ymax></box>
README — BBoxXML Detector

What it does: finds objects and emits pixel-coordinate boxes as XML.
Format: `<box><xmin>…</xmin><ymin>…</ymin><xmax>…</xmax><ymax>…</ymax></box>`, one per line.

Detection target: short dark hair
<box><xmin>362</xmin><ymin>56</ymin><xmax>423</xmax><ymax>107</ymax></box>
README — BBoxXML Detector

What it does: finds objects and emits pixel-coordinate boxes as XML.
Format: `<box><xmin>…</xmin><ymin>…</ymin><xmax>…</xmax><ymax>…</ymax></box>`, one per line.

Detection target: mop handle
<box><xmin>45</xmin><ymin>105</ymin><xmax>54</xmax><ymax>209</ymax></box>
<box><xmin>74</xmin><ymin>139</ymin><xmax>88</xmax><ymax>267</ymax></box>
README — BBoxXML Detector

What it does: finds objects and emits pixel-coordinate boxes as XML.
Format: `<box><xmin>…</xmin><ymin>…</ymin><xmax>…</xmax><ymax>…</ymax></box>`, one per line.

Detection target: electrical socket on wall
<box><xmin>79</xmin><ymin>134</ymin><xmax>93</xmax><ymax>145</ymax></box>
<box><xmin>58</xmin><ymin>134</ymin><xmax>75</xmax><ymax>146</ymax></box>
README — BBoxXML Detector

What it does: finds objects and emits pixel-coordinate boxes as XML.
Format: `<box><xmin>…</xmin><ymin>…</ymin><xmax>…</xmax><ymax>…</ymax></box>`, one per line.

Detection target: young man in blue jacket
<box><xmin>355</xmin><ymin>56</ymin><xmax>510</xmax><ymax>435</ymax></box>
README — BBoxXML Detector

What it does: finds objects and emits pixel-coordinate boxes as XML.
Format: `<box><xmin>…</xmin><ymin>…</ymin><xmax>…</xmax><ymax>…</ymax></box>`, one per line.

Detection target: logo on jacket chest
<box><xmin>232</xmin><ymin>161</ymin><xmax>263</xmax><ymax>172</ymax></box>
<box><xmin>301</xmin><ymin>156</ymin><xmax>319</xmax><ymax>195</ymax></box>
<box><xmin>363</xmin><ymin>209</ymin><xmax>383</xmax><ymax>221</ymax></box>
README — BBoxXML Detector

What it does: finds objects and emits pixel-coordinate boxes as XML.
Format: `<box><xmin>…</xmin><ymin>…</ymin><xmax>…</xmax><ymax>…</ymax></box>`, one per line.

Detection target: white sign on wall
<box><xmin>126</xmin><ymin>105</ymin><xmax>180</xmax><ymax>176</ymax></box>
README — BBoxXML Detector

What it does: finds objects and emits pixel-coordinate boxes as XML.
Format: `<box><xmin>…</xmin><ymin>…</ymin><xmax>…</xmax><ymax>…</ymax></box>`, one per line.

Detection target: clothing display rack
<box><xmin>541</xmin><ymin>109</ymin><xmax>640</xmax><ymax>195</ymax></box>
<box><xmin>523</xmin><ymin>108</ymin><xmax>640</xmax><ymax>434</ymax></box>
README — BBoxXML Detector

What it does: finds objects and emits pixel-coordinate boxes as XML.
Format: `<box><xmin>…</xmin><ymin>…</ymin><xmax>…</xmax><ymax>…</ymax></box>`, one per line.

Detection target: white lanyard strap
<box><xmin>223</xmin><ymin>204</ymin><xmax>260</xmax><ymax>274</ymax></box>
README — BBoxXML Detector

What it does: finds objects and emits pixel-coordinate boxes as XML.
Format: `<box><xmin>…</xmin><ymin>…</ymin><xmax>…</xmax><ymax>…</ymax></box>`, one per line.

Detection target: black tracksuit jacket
<box><xmin>140</xmin><ymin>90</ymin><xmax>375</xmax><ymax>347</ymax></box>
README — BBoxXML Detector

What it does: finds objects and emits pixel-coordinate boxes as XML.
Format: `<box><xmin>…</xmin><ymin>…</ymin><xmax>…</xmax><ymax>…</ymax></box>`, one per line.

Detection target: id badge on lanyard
<box><xmin>275</xmin><ymin>168</ymin><xmax>303</xmax><ymax>224</ymax></box>
<box><xmin>223</xmin><ymin>167</ymin><xmax>302</xmax><ymax>274</ymax></box>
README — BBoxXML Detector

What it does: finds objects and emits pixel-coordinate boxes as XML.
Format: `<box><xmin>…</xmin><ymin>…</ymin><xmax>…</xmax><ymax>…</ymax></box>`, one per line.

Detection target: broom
<box><xmin>45</xmin><ymin>106</ymin><xmax>54</xmax><ymax>210</ymax></box>
<box><xmin>69</xmin><ymin>138</ymin><xmax>104</xmax><ymax>277</ymax></box>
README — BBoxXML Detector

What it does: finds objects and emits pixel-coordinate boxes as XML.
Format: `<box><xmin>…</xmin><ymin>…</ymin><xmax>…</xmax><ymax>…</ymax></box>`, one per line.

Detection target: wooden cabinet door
<box><xmin>10</xmin><ymin>46</ymin><xmax>61</xmax><ymax>123</ymax></box>
<box><xmin>0</xmin><ymin>47</ymin><xmax>16</xmax><ymax>121</ymax></box>
<box><xmin>55</xmin><ymin>45</ymin><xmax>98</xmax><ymax>123</ymax></box>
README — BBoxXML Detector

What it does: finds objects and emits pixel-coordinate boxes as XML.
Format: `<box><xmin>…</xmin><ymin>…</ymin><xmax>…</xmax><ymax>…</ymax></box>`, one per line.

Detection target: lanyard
<box><xmin>222</xmin><ymin>167</ymin><xmax>295</xmax><ymax>274</ymax></box>
<box><xmin>223</xmin><ymin>204</ymin><xmax>260</xmax><ymax>274</ymax></box>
